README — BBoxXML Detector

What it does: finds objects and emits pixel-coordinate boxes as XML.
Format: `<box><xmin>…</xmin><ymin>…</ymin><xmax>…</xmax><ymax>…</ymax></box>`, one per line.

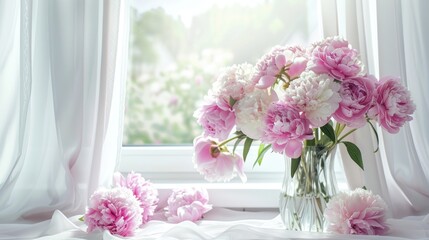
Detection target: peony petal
<box><xmin>255</xmin><ymin>75</ymin><xmax>277</xmax><ymax>89</ymax></box>
<box><xmin>284</xmin><ymin>140</ymin><xmax>303</xmax><ymax>159</ymax></box>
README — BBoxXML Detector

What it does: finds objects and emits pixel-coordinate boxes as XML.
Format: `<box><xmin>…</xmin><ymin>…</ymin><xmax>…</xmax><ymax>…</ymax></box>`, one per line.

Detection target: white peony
<box><xmin>234</xmin><ymin>89</ymin><xmax>278</xmax><ymax>139</ymax></box>
<box><xmin>211</xmin><ymin>63</ymin><xmax>255</xmax><ymax>103</ymax></box>
<box><xmin>284</xmin><ymin>71</ymin><xmax>341</xmax><ymax>127</ymax></box>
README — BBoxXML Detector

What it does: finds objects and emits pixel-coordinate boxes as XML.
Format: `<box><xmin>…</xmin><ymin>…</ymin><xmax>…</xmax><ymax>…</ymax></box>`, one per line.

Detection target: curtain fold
<box><xmin>0</xmin><ymin>0</ymin><xmax>129</xmax><ymax>224</ymax></box>
<box><xmin>320</xmin><ymin>0</ymin><xmax>429</xmax><ymax>218</ymax></box>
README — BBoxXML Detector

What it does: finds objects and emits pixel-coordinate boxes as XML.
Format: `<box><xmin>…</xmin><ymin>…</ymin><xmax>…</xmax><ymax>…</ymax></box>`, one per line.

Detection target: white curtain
<box><xmin>0</xmin><ymin>0</ymin><xmax>129</xmax><ymax>226</ymax></box>
<box><xmin>321</xmin><ymin>0</ymin><xmax>429</xmax><ymax>218</ymax></box>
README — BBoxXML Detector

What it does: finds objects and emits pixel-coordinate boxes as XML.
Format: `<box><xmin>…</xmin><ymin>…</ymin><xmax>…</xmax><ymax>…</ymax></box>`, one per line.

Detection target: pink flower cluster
<box><xmin>193</xmin><ymin>36</ymin><xmax>415</xmax><ymax>182</ymax></box>
<box><xmin>261</xmin><ymin>102</ymin><xmax>313</xmax><ymax>158</ymax></box>
<box><xmin>84</xmin><ymin>173</ymin><xmax>214</xmax><ymax>236</ymax></box>
<box><xmin>113</xmin><ymin>172</ymin><xmax>159</xmax><ymax>224</ymax></box>
<box><xmin>308</xmin><ymin>36</ymin><xmax>363</xmax><ymax>80</ymax></box>
<box><xmin>369</xmin><ymin>76</ymin><xmax>416</xmax><ymax>133</ymax></box>
<box><xmin>324</xmin><ymin>189</ymin><xmax>389</xmax><ymax>235</ymax></box>
<box><xmin>84</xmin><ymin>187</ymin><xmax>143</xmax><ymax>237</ymax></box>
<box><xmin>84</xmin><ymin>172</ymin><xmax>158</xmax><ymax>237</ymax></box>
<box><xmin>252</xmin><ymin>45</ymin><xmax>308</xmax><ymax>89</ymax></box>
<box><xmin>164</xmin><ymin>187</ymin><xmax>212</xmax><ymax>223</ymax></box>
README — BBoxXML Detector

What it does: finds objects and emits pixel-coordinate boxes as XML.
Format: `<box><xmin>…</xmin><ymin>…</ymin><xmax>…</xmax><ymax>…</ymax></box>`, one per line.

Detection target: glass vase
<box><xmin>279</xmin><ymin>146</ymin><xmax>338</xmax><ymax>232</ymax></box>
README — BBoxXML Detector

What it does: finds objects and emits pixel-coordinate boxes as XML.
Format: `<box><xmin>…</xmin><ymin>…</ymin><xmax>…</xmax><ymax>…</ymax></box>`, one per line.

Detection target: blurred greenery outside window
<box><xmin>123</xmin><ymin>0</ymin><xmax>323</xmax><ymax>145</ymax></box>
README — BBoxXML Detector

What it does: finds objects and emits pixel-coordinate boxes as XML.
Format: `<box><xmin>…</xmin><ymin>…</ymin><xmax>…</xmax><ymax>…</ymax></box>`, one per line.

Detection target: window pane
<box><xmin>124</xmin><ymin>0</ymin><xmax>323</xmax><ymax>145</ymax></box>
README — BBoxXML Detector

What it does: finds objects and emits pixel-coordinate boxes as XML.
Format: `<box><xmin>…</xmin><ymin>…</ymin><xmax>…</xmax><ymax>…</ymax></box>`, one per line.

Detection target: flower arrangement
<box><xmin>324</xmin><ymin>188</ymin><xmax>389</xmax><ymax>235</ymax></box>
<box><xmin>193</xmin><ymin>36</ymin><xmax>415</xmax><ymax>182</ymax></box>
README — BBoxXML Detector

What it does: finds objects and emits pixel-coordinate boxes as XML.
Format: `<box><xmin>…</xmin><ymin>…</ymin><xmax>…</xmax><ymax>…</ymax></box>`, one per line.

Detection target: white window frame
<box><xmin>119</xmin><ymin>146</ymin><xmax>285</xmax><ymax>209</ymax></box>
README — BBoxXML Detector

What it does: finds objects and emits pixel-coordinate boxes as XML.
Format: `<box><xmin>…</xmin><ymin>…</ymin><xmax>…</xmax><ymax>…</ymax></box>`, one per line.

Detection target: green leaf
<box><xmin>78</xmin><ymin>216</ymin><xmax>84</xmax><ymax>222</ymax></box>
<box><xmin>367</xmin><ymin>120</ymin><xmax>379</xmax><ymax>153</ymax></box>
<box><xmin>342</xmin><ymin>141</ymin><xmax>364</xmax><ymax>170</ymax></box>
<box><xmin>253</xmin><ymin>144</ymin><xmax>271</xmax><ymax>167</ymax></box>
<box><xmin>291</xmin><ymin>157</ymin><xmax>301</xmax><ymax>178</ymax></box>
<box><xmin>232</xmin><ymin>135</ymin><xmax>246</xmax><ymax>154</ymax></box>
<box><xmin>242</xmin><ymin>137</ymin><xmax>253</xmax><ymax>162</ymax></box>
<box><xmin>320</xmin><ymin>123</ymin><xmax>336</xmax><ymax>142</ymax></box>
<box><xmin>258</xmin><ymin>143</ymin><xmax>265</xmax><ymax>155</ymax></box>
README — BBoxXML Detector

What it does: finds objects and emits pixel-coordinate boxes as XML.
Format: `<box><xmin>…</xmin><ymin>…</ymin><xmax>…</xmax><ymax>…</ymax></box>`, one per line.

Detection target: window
<box><xmin>123</xmin><ymin>0</ymin><xmax>323</xmax><ymax>145</ymax></box>
<box><xmin>119</xmin><ymin>0</ymin><xmax>348</xmax><ymax>208</ymax></box>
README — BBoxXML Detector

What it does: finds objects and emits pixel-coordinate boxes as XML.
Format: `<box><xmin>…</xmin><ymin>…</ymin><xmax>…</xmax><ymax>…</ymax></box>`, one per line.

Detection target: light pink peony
<box><xmin>193</xmin><ymin>135</ymin><xmax>247</xmax><ymax>182</ymax></box>
<box><xmin>368</xmin><ymin>76</ymin><xmax>415</xmax><ymax>133</ymax></box>
<box><xmin>262</xmin><ymin>102</ymin><xmax>313</xmax><ymax>158</ymax></box>
<box><xmin>324</xmin><ymin>189</ymin><xmax>389</xmax><ymax>235</ymax></box>
<box><xmin>253</xmin><ymin>45</ymin><xmax>308</xmax><ymax>89</ymax></box>
<box><xmin>334</xmin><ymin>75</ymin><xmax>377</xmax><ymax>128</ymax></box>
<box><xmin>283</xmin><ymin>45</ymin><xmax>309</xmax><ymax>79</ymax></box>
<box><xmin>164</xmin><ymin>187</ymin><xmax>212</xmax><ymax>223</ymax></box>
<box><xmin>194</xmin><ymin>97</ymin><xmax>236</xmax><ymax>140</ymax></box>
<box><xmin>253</xmin><ymin>46</ymin><xmax>286</xmax><ymax>89</ymax></box>
<box><xmin>234</xmin><ymin>89</ymin><xmax>278</xmax><ymax>139</ymax></box>
<box><xmin>284</xmin><ymin>71</ymin><xmax>341</xmax><ymax>127</ymax></box>
<box><xmin>113</xmin><ymin>172</ymin><xmax>159</xmax><ymax>224</ymax></box>
<box><xmin>211</xmin><ymin>63</ymin><xmax>256</xmax><ymax>104</ymax></box>
<box><xmin>308</xmin><ymin>36</ymin><xmax>364</xmax><ymax>80</ymax></box>
<box><xmin>84</xmin><ymin>187</ymin><xmax>143</xmax><ymax>237</ymax></box>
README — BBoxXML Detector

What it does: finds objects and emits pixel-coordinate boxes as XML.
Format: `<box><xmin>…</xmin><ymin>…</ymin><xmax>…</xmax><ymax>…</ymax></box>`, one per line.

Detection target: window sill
<box><xmin>119</xmin><ymin>146</ymin><xmax>347</xmax><ymax>208</ymax></box>
<box><xmin>155</xmin><ymin>182</ymin><xmax>281</xmax><ymax>209</ymax></box>
<box><xmin>119</xmin><ymin>146</ymin><xmax>285</xmax><ymax>208</ymax></box>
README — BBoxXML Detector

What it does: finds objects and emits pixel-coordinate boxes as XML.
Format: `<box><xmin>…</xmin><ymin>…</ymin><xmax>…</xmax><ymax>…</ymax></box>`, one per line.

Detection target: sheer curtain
<box><xmin>0</xmin><ymin>0</ymin><xmax>128</xmax><ymax>229</ymax></box>
<box><xmin>321</xmin><ymin>0</ymin><xmax>429</xmax><ymax>218</ymax></box>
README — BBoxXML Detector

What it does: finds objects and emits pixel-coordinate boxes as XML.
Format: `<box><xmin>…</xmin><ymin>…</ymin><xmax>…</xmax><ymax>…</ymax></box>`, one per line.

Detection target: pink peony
<box><xmin>211</xmin><ymin>63</ymin><xmax>256</xmax><ymax>103</ymax></box>
<box><xmin>324</xmin><ymin>189</ymin><xmax>389</xmax><ymax>235</ymax></box>
<box><xmin>368</xmin><ymin>76</ymin><xmax>415</xmax><ymax>133</ymax></box>
<box><xmin>164</xmin><ymin>187</ymin><xmax>212</xmax><ymax>223</ymax></box>
<box><xmin>253</xmin><ymin>45</ymin><xmax>308</xmax><ymax>89</ymax></box>
<box><xmin>113</xmin><ymin>172</ymin><xmax>159</xmax><ymax>224</ymax></box>
<box><xmin>84</xmin><ymin>187</ymin><xmax>143</xmax><ymax>237</ymax></box>
<box><xmin>193</xmin><ymin>135</ymin><xmax>247</xmax><ymax>182</ymax></box>
<box><xmin>234</xmin><ymin>89</ymin><xmax>278</xmax><ymax>139</ymax></box>
<box><xmin>334</xmin><ymin>75</ymin><xmax>377</xmax><ymax>128</ymax></box>
<box><xmin>262</xmin><ymin>102</ymin><xmax>313</xmax><ymax>158</ymax></box>
<box><xmin>253</xmin><ymin>46</ymin><xmax>286</xmax><ymax>89</ymax></box>
<box><xmin>284</xmin><ymin>71</ymin><xmax>341</xmax><ymax>128</ymax></box>
<box><xmin>283</xmin><ymin>45</ymin><xmax>309</xmax><ymax>79</ymax></box>
<box><xmin>194</xmin><ymin>97</ymin><xmax>236</xmax><ymax>140</ymax></box>
<box><xmin>308</xmin><ymin>36</ymin><xmax>364</xmax><ymax>80</ymax></box>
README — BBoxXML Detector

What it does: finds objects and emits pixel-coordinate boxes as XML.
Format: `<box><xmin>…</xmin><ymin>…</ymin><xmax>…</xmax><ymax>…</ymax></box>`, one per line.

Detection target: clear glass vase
<box><xmin>279</xmin><ymin>146</ymin><xmax>338</xmax><ymax>232</ymax></box>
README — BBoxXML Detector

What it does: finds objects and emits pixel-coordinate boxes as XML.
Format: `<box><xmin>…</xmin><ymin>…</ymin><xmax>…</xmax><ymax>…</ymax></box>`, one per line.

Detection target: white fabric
<box><xmin>1</xmin><ymin>208</ymin><xmax>428</xmax><ymax>240</ymax></box>
<box><xmin>375</xmin><ymin>0</ymin><xmax>429</xmax><ymax>218</ymax></box>
<box><xmin>0</xmin><ymin>0</ymin><xmax>128</xmax><ymax>223</ymax></box>
<box><xmin>320</xmin><ymin>0</ymin><xmax>429</xmax><ymax>218</ymax></box>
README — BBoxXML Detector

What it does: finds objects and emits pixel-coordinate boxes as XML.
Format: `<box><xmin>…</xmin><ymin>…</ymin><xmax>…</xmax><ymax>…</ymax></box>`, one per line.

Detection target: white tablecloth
<box><xmin>1</xmin><ymin>208</ymin><xmax>428</xmax><ymax>240</ymax></box>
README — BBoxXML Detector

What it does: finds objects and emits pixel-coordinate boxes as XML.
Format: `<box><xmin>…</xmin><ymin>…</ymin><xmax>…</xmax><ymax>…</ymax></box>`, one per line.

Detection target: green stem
<box><xmin>218</xmin><ymin>134</ymin><xmax>245</xmax><ymax>147</ymax></box>
<box><xmin>314</xmin><ymin>128</ymin><xmax>319</xmax><ymax>145</ymax></box>
<box><xmin>335</xmin><ymin>122</ymin><xmax>340</xmax><ymax>136</ymax></box>
<box><xmin>299</xmin><ymin>154</ymin><xmax>312</xmax><ymax>194</ymax></box>
<box><xmin>337</xmin><ymin>128</ymin><xmax>357</xmax><ymax>142</ymax></box>
<box><xmin>337</xmin><ymin>123</ymin><xmax>346</xmax><ymax>136</ymax></box>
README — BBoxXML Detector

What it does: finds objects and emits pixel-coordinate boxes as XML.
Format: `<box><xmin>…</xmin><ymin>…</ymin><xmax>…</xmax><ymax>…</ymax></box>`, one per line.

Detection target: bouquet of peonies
<box><xmin>193</xmin><ymin>36</ymin><xmax>415</xmax><ymax>182</ymax></box>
